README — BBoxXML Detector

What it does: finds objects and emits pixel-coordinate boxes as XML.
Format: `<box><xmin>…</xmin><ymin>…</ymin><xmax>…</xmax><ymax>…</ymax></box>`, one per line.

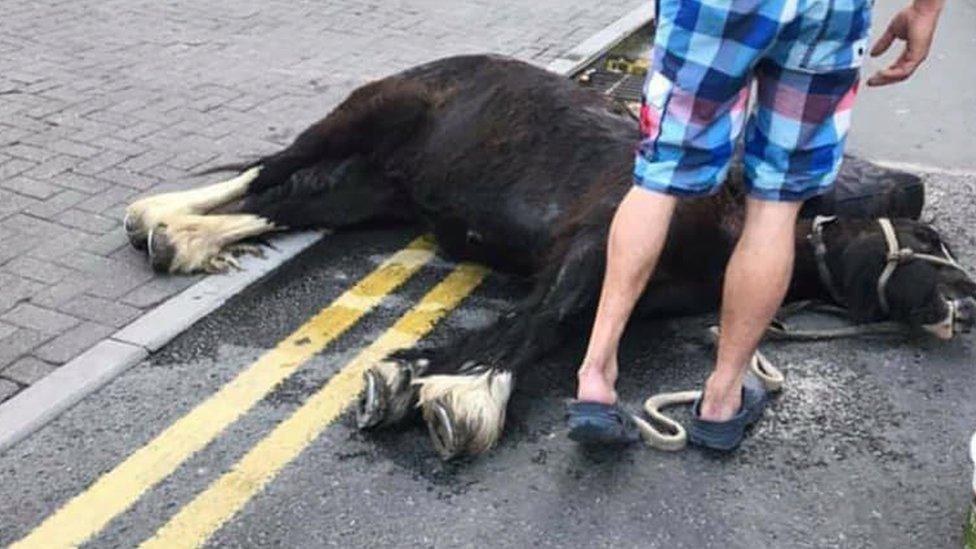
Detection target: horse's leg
<box><xmin>124</xmin><ymin>168</ymin><xmax>261</xmax><ymax>250</ymax></box>
<box><xmin>129</xmin><ymin>76</ymin><xmax>433</xmax><ymax>273</ymax></box>
<box><xmin>359</xmin><ymin>231</ymin><xmax>606</xmax><ymax>459</ymax></box>
<box><xmin>237</xmin><ymin>155</ymin><xmax>408</xmax><ymax>231</ymax></box>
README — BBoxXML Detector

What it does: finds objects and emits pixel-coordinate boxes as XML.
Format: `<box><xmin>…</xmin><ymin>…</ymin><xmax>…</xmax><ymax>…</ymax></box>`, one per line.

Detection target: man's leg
<box><xmin>695</xmin><ymin>55</ymin><xmax>863</xmax><ymax>422</ymax></box>
<box><xmin>576</xmin><ymin>187</ymin><xmax>676</xmax><ymax>404</ymax></box>
<box><xmin>699</xmin><ymin>198</ymin><xmax>801</xmax><ymax>421</ymax></box>
<box><xmin>572</xmin><ymin>0</ymin><xmax>774</xmax><ymax>410</ymax></box>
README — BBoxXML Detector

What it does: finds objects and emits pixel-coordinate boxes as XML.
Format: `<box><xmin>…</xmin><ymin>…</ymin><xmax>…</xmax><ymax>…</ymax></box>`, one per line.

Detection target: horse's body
<box><xmin>125</xmin><ymin>55</ymin><xmax>975</xmax><ymax>459</ymax></box>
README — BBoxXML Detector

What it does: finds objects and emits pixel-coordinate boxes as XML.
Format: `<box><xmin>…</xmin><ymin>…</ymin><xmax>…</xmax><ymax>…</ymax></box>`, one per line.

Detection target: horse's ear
<box><xmin>839</xmin><ymin>240</ymin><xmax>885</xmax><ymax>321</ymax></box>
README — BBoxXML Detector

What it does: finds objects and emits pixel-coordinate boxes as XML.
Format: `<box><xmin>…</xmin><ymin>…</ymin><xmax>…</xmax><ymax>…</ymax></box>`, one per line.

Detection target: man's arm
<box><xmin>867</xmin><ymin>0</ymin><xmax>945</xmax><ymax>86</ymax></box>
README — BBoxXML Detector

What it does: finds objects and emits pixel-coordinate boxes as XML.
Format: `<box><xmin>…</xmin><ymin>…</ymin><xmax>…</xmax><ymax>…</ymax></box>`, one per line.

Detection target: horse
<box><xmin>123</xmin><ymin>54</ymin><xmax>976</xmax><ymax>459</ymax></box>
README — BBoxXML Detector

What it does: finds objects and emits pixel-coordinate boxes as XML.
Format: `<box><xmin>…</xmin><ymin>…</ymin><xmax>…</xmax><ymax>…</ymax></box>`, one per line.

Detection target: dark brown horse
<box><xmin>124</xmin><ymin>55</ymin><xmax>976</xmax><ymax>459</ymax></box>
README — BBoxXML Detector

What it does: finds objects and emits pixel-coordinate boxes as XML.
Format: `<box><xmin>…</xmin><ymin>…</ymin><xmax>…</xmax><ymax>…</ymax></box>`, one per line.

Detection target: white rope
<box><xmin>632</xmin><ymin>327</ymin><xmax>784</xmax><ymax>451</ymax></box>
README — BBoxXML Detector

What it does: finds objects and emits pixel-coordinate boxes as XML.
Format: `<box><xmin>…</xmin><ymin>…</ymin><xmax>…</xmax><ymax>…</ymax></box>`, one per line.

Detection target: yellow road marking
<box><xmin>141</xmin><ymin>263</ymin><xmax>489</xmax><ymax>549</ymax></box>
<box><xmin>13</xmin><ymin>237</ymin><xmax>436</xmax><ymax>549</ymax></box>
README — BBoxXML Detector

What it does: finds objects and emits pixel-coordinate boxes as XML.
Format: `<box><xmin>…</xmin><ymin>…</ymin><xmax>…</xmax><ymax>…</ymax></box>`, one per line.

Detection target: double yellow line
<box><xmin>14</xmin><ymin>236</ymin><xmax>488</xmax><ymax>548</ymax></box>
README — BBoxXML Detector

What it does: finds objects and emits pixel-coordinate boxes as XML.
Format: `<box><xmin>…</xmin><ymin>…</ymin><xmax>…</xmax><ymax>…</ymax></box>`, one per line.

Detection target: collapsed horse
<box><xmin>124</xmin><ymin>54</ymin><xmax>976</xmax><ymax>460</ymax></box>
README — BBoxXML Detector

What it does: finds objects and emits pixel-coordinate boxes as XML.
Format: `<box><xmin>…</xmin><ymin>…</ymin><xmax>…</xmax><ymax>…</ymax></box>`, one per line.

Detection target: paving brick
<box><xmin>22</xmin><ymin>155</ymin><xmax>77</xmax><ymax>179</ymax></box>
<box><xmin>0</xmin><ymin>233</ymin><xmax>41</xmax><ymax>266</ymax></box>
<box><xmin>0</xmin><ymin>327</ymin><xmax>51</xmax><ymax>368</ymax></box>
<box><xmin>0</xmin><ymin>379</ymin><xmax>20</xmax><ymax>402</ymax></box>
<box><xmin>23</xmin><ymin>189</ymin><xmax>87</xmax><ymax>217</ymax></box>
<box><xmin>1</xmin><ymin>213</ymin><xmax>72</xmax><ymax>239</ymax></box>
<box><xmin>76</xmin><ymin>187</ymin><xmax>137</xmax><ymax>214</ymax></box>
<box><xmin>1</xmin><ymin>255</ymin><xmax>73</xmax><ymax>284</ymax></box>
<box><xmin>29</xmin><ymin>276</ymin><xmax>97</xmax><ymax>308</ymax></box>
<box><xmin>1</xmin><ymin>356</ymin><xmax>57</xmax><ymax>385</ymax></box>
<box><xmin>4</xmin><ymin>143</ymin><xmax>55</xmax><ymax>163</ymax></box>
<box><xmin>0</xmin><ymin>176</ymin><xmax>58</xmax><ymax>199</ymax></box>
<box><xmin>1</xmin><ymin>302</ymin><xmax>80</xmax><ymax>334</ymax></box>
<box><xmin>24</xmin><ymin>230</ymin><xmax>94</xmax><ymax>261</ymax></box>
<box><xmin>50</xmin><ymin>250</ymin><xmax>123</xmax><ymax>274</ymax></box>
<box><xmin>86</xmin><ymin>260</ymin><xmax>154</xmax><ymax>299</ymax></box>
<box><xmin>0</xmin><ymin>272</ymin><xmax>45</xmax><ymax>313</ymax></box>
<box><xmin>46</xmin><ymin>139</ymin><xmax>100</xmax><ymax>158</ymax></box>
<box><xmin>0</xmin><ymin>321</ymin><xmax>17</xmax><ymax>341</ymax></box>
<box><xmin>56</xmin><ymin>209</ymin><xmax>118</xmax><ymax>234</ymax></box>
<box><xmin>83</xmin><ymin>228</ymin><xmax>131</xmax><ymax>256</ymax></box>
<box><xmin>121</xmin><ymin>275</ymin><xmax>200</xmax><ymax>308</ymax></box>
<box><xmin>0</xmin><ymin>190</ymin><xmax>40</xmax><ymax>220</ymax></box>
<box><xmin>0</xmin><ymin>158</ymin><xmax>35</xmax><ymax>179</ymax></box>
<box><xmin>59</xmin><ymin>294</ymin><xmax>141</xmax><ymax>328</ymax></box>
<box><xmin>100</xmin><ymin>167</ymin><xmax>161</xmax><ymax>191</ymax></box>
<box><xmin>32</xmin><ymin>321</ymin><xmax>114</xmax><ymax>364</ymax></box>
<box><xmin>72</xmin><ymin>150</ymin><xmax>128</xmax><ymax>176</ymax></box>
<box><xmin>52</xmin><ymin>172</ymin><xmax>112</xmax><ymax>194</ymax></box>
<box><xmin>166</xmin><ymin>150</ymin><xmax>218</xmax><ymax>171</ymax></box>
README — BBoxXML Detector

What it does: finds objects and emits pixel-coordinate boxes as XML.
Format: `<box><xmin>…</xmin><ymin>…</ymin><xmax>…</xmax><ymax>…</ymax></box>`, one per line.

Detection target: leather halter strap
<box><xmin>875</xmin><ymin>217</ymin><xmax>968</xmax><ymax>315</ymax></box>
<box><xmin>811</xmin><ymin>215</ymin><xmax>968</xmax><ymax>315</ymax></box>
<box><xmin>809</xmin><ymin>215</ymin><xmax>844</xmax><ymax>305</ymax></box>
<box><xmin>810</xmin><ymin>216</ymin><xmax>968</xmax><ymax>315</ymax></box>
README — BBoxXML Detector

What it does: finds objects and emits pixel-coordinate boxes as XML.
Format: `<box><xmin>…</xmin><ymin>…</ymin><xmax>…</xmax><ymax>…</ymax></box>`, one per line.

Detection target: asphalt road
<box><xmin>1</xmin><ymin>163</ymin><xmax>975</xmax><ymax>547</ymax></box>
<box><xmin>849</xmin><ymin>0</ymin><xmax>976</xmax><ymax>171</ymax></box>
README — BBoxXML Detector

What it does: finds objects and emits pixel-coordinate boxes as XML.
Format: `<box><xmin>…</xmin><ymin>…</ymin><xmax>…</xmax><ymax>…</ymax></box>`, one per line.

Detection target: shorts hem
<box><xmin>745</xmin><ymin>183</ymin><xmax>834</xmax><ymax>202</ymax></box>
<box><xmin>633</xmin><ymin>176</ymin><xmax>720</xmax><ymax>199</ymax></box>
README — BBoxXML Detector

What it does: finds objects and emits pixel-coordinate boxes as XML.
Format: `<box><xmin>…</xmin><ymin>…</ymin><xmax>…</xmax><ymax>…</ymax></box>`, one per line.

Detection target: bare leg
<box><xmin>576</xmin><ymin>187</ymin><xmax>677</xmax><ymax>404</ymax></box>
<box><xmin>700</xmin><ymin>198</ymin><xmax>802</xmax><ymax>421</ymax></box>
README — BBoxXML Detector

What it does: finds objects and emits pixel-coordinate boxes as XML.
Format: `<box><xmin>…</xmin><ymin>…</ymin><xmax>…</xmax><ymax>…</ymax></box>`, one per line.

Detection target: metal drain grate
<box><xmin>575</xmin><ymin>20</ymin><xmax>654</xmax><ymax>108</ymax></box>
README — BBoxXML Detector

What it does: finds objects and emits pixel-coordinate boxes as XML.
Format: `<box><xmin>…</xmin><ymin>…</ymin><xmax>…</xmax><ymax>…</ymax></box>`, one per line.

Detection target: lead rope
<box><xmin>632</xmin><ymin>327</ymin><xmax>784</xmax><ymax>451</ymax></box>
<box><xmin>633</xmin><ymin>217</ymin><xmax>969</xmax><ymax>451</ymax></box>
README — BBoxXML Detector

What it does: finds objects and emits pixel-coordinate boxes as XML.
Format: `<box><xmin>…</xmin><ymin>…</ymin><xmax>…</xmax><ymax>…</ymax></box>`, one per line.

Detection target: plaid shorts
<box><xmin>635</xmin><ymin>0</ymin><xmax>873</xmax><ymax>201</ymax></box>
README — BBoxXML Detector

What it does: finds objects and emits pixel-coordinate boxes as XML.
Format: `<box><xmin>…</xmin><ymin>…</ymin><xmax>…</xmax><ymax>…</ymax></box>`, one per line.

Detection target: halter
<box><xmin>809</xmin><ymin>216</ymin><xmax>969</xmax><ymax>315</ymax></box>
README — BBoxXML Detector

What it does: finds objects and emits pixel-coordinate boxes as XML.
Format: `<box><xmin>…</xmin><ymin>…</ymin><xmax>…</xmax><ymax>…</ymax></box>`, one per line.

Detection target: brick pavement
<box><xmin>0</xmin><ymin>0</ymin><xmax>645</xmax><ymax>401</ymax></box>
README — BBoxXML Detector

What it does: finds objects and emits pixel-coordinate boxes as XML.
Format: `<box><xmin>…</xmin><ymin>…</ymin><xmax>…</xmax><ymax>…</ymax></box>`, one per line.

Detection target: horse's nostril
<box><xmin>958</xmin><ymin>298</ymin><xmax>976</xmax><ymax>321</ymax></box>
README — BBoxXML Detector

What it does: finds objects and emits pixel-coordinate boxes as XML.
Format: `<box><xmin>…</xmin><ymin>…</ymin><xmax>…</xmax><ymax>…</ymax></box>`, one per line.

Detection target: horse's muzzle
<box><xmin>922</xmin><ymin>297</ymin><xmax>975</xmax><ymax>340</ymax></box>
<box><xmin>956</xmin><ymin>297</ymin><xmax>976</xmax><ymax>334</ymax></box>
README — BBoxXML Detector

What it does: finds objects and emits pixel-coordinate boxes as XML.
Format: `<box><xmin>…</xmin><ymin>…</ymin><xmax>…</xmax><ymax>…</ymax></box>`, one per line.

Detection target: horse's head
<box><xmin>818</xmin><ymin>217</ymin><xmax>976</xmax><ymax>339</ymax></box>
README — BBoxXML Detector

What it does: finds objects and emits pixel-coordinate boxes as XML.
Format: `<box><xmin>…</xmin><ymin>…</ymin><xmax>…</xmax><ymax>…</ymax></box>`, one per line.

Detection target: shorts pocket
<box><xmin>798</xmin><ymin>0</ymin><xmax>873</xmax><ymax>72</ymax></box>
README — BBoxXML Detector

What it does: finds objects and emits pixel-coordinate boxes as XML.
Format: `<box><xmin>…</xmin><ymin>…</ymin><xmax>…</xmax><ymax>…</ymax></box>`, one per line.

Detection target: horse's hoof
<box><xmin>426</xmin><ymin>399</ymin><xmax>463</xmax><ymax>461</ymax></box>
<box><xmin>147</xmin><ymin>225</ymin><xmax>175</xmax><ymax>273</ymax></box>
<box><xmin>357</xmin><ymin>360</ymin><xmax>422</xmax><ymax>430</ymax></box>
<box><xmin>356</xmin><ymin>369</ymin><xmax>389</xmax><ymax>430</ymax></box>
<box><xmin>124</xmin><ymin>212</ymin><xmax>148</xmax><ymax>251</ymax></box>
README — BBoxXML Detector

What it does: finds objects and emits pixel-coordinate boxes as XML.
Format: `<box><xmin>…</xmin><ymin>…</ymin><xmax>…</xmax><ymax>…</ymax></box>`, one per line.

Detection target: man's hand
<box><xmin>867</xmin><ymin>0</ymin><xmax>945</xmax><ymax>87</ymax></box>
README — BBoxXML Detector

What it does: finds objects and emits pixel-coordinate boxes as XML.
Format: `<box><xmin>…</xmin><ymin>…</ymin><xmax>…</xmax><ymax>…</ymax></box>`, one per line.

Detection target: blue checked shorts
<box><xmin>635</xmin><ymin>0</ymin><xmax>874</xmax><ymax>201</ymax></box>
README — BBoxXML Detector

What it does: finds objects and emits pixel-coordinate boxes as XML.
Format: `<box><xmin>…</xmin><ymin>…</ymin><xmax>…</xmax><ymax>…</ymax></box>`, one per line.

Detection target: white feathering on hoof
<box><xmin>414</xmin><ymin>370</ymin><xmax>513</xmax><ymax>455</ymax></box>
<box><xmin>371</xmin><ymin>360</ymin><xmax>418</xmax><ymax>423</ymax></box>
<box><xmin>125</xmin><ymin>167</ymin><xmax>261</xmax><ymax>241</ymax></box>
<box><xmin>152</xmin><ymin>213</ymin><xmax>275</xmax><ymax>274</ymax></box>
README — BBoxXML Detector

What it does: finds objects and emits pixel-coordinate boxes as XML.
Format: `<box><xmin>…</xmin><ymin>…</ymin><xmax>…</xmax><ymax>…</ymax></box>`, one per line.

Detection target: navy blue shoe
<box><xmin>566</xmin><ymin>401</ymin><xmax>641</xmax><ymax>446</ymax></box>
<box><xmin>688</xmin><ymin>375</ymin><xmax>768</xmax><ymax>452</ymax></box>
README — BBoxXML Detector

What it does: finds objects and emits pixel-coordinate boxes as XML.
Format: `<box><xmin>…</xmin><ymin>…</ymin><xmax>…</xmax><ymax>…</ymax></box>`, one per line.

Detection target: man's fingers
<box><xmin>871</xmin><ymin>26</ymin><xmax>897</xmax><ymax>57</ymax></box>
<box><xmin>867</xmin><ymin>64</ymin><xmax>913</xmax><ymax>87</ymax></box>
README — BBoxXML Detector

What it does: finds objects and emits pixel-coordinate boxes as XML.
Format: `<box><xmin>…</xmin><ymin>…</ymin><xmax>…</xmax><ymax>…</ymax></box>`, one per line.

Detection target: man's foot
<box><xmin>688</xmin><ymin>375</ymin><xmax>768</xmax><ymax>452</ymax></box>
<box><xmin>566</xmin><ymin>402</ymin><xmax>641</xmax><ymax>446</ymax></box>
<box><xmin>576</xmin><ymin>367</ymin><xmax>617</xmax><ymax>405</ymax></box>
<box><xmin>698</xmin><ymin>373</ymin><xmax>744</xmax><ymax>422</ymax></box>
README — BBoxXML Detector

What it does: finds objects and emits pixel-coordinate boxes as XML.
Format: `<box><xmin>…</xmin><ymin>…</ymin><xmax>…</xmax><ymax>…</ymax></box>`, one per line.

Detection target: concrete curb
<box><xmin>0</xmin><ymin>5</ymin><xmax>656</xmax><ymax>455</ymax></box>
<box><xmin>545</xmin><ymin>2</ymin><xmax>653</xmax><ymax>76</ymax></box>
<box><xmin>113</xmin><ymin>232</ymin><xmax>323</xmax><ymax>352</ymax></box>
<box><xmin>0</xmin><ymin>340</ymin><xmax>147</xmax><ymax>452</ymax></box>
